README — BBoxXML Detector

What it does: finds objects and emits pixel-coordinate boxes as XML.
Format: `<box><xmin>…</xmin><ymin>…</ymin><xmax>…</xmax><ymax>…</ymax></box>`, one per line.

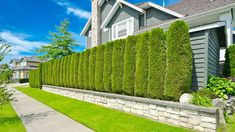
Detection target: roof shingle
<box><xmin>167</xmin><ymin>0</ymin><xmax>235</xmax><ymax>16</ymax></box>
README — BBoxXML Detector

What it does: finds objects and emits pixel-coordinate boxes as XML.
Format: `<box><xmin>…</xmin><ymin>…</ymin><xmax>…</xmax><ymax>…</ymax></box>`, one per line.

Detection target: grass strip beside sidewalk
<box><xmin>16</xmin><ymin>86</ymin><xmax>192</xmax><ymax>132</ymax></box>
<box><xmin>0</xmin><ymin>103</ymin><xmax>26</xmax><ymax>132</ymax></box>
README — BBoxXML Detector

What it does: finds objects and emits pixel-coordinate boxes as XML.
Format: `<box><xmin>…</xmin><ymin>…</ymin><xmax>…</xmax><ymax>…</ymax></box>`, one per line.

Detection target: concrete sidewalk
<box><xmin>9</xmin><ymin>86</ymin><xmax>93</xmax><ymax>132</ymax></box>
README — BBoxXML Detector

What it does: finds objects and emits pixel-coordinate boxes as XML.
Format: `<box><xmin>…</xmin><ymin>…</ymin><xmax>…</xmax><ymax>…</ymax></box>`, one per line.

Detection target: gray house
<box><xmin>81</xmin><ymin>0</ymin><xmax>235</xmax><ymax>90</ymax></box>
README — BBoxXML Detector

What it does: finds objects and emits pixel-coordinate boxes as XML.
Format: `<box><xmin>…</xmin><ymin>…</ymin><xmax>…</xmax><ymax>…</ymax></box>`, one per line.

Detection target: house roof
<box><xmin>167</xmin><ymin>0</ymin><xmax>235</xmax><ymax>16</ymax></box>
<box><xmin>138</xmin><ymin>2</ymin><xmax>184</xmax><ymax>18</ymax></box>
<box><xmin>10</xmin><ymin>59</ymin><xmax>21</xmax><ymax>63</ymax></box>
<box><xmin>100</xmin><ymin>0</ymin><xmax>145</xmax><ymax>29</ymax></box>
<box><xmin>136</xmin><ymin>2</ymin><xmax>235</xmax><ymax>34</ymax></box>
<box><xmin>22</xmin><ymin>56</ymin><xmax>44</xmax><ymax>63</ymax></box>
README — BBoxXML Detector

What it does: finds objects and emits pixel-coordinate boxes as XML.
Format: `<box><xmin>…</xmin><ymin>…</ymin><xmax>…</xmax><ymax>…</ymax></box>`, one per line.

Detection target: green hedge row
<box><xmin>29</xmin><ymin>63</ymin><xmax>42</xmax><ymax>88</ymax></box>
<box><xmin>224</xmin><ymin>45</ymin><xmax>235</xmax><ymax>77</ymax></box>
<box><xmin>164</xmin><ymin>21</ymin><xmax>192</xmax><ymax>101</ymax></box>
<box><xmin>32</xmin><ymin>20</ymin><xmax>192</xmax><ymax>101</ymax></box>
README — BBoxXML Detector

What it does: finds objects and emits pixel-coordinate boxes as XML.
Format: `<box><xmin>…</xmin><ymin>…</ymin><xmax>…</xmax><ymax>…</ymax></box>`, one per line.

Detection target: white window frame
<box><xmin>111</xmin><ymin>17</ymin><xmax>134</xmax><ymax>40</ymax></box>
<box><xmin>88</xmin><ymin>30</ymin><xmax>92</xmax><ymax>37</ymax></box>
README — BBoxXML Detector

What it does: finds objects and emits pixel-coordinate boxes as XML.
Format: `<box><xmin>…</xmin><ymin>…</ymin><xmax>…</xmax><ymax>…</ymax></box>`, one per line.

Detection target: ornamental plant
<box><xmin>207</xmin><ymin>76</ymin><xmax>235</xmax><ymax>99</ymax></box>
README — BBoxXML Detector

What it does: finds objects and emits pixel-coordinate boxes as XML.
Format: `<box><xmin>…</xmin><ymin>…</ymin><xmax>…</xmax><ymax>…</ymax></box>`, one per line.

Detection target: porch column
<box><xmin>219</xmin><ymin>11</ymin><xmax>233</xmax><ymax>61</ymax></box>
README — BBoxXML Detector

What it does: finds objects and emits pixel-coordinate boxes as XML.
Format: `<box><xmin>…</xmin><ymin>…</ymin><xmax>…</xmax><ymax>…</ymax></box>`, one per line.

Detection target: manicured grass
<box><xmin>0</xmin><ymin>103</ymin><xmax>26</xmax><ymax>132</ymax></box>
<box><xmin>217</xmin><ymin>114</ymin><xmax>235</xmax><ymax>132</ymax></box>
<box><xmin>16</xmin><ymin>86</ymin><xmax>191</xmax><ymax>132</ymax></box>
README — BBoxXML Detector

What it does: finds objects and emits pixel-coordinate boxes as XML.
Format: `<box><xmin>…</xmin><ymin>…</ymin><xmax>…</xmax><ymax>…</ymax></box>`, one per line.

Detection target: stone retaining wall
<box><xmin>42</xmin><ymin>85</ymin><xmax>219</xmax><ymax>132</ymax></box>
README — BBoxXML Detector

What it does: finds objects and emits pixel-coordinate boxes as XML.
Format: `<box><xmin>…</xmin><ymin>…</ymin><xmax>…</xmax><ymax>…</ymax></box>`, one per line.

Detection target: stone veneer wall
<box><xmin>43</xmin><ymin>85</ymin><xmax>219</xmax><ymax>132</ymax></box>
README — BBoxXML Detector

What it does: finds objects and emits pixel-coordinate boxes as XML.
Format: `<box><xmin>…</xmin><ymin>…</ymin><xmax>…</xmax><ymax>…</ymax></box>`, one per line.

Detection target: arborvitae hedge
<box><xmin>104</xmin><ymin>42</ymin><xmax>113</xmax><ymax>92</ymax></box>
<box><xmin>65</xmin><ymin>56</ymin><xmax>70</xmax><ymax>87</ymax></box>
<box><xmin>123</xmin><ymin>36</ymin><xmax>137</xmax><ymax>95</ymax></box>
<box><xmin>224</xmin><ymin>45</ymin><xmax>235</xmax><ymax>77</ymax></box>
<box><xmin>71</xmin><ymin>53</ymin><xmax>79</xmax><ymax>88</ymax></box>
<box><xmin>135</xmin><ymin>32</ymin><xmax>149</xmax><ymax>97</ymax></box>
<box><xmin>57</xmin><ymin>59</ymin><xmax>62</xmax><ymax>86</ymax></box>
<box><xmin>89</xmin><ymin>47</ymin><xmax>96</xmax><ymax>90</ymax></box>
<box><xmin>74</xmin><ymin>53</ymin><xmax>80</xmax><ymax>88</ymax></box>
<box><xmin>38</xmin><ymin>63</ymin><xmax>42</xmax><ymax>89</ymax></box>
<box><xmin>78</xmin><ymin>52</ymin><xmax>85</xmax><ymax>89</ymax></box>
<box><xmin>164</xmin><ymin>20</ymin><xmax>192</xmax><ymax>101</ymax></box>
<box><xmin>112</xmin><ymin>39</ymin><xmax>125</xmax><ymax>93</ymax></box>
<box><xmin>148</xmin><ymin>28</ymin><xmax>166</xmax><ymax>99</ymax></box>
<box><xmin>84</xmin><ymin>50</ymin><xmax>90</xmax><ymax>89</ymax></box>
<box><xmin>29</xmin><ymin>64</ymin><xmax>42</xmax><ymax>89</ymax></box>
<box><xmin>95</xmin><ymin>45</ymin><xmax>105</xmax><ymax>91</ymax></box>
<box><xmin>34</xmin><ymin>20</ymin><xmax>193</xmax><ymax>101</ymax></box>
<box><xmin>59</xmin><ymin>58</ymin><xmax>64</xmax><ymax>87</ymax></box>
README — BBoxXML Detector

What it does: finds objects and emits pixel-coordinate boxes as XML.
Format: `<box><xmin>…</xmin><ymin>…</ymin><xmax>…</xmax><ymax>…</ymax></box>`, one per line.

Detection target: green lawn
<box><xmin>217</xmin><ymin>114</ymin><xmax>235</xmax><ymax>132</ymax></box>
<box><xmin>16</xmin><ymin>86</ymin><xmax>191</xmax><ymax>132</ymax></box>
<box><xmin>0</xmin><ymin>103</ymin><xmax>26</xmax><ymax>132</ymax></box>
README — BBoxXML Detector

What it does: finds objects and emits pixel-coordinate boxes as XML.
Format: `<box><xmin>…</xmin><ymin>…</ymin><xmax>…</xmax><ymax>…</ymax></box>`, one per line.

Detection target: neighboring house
<box><xmin>10</xmin><ymin>56</ymin><xmax>44</xmax><ymax>80</ymax></box>
<box><xmin>81</xmin><ymin>0</ymin><xmax>235</xmax><ymax>90</ymax></box>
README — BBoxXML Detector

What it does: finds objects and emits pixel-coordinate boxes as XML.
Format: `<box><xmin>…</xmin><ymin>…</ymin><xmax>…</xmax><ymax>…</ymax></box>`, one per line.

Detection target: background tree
<box><xmin>0</xmin><ymin>43</ymin><xmax>13</xmax><ymax>106</ymax></box>
<box><xmin>0</xmin><ymin>43</ymin><xmax>11</xmax><ymax>62</ymax></box>
<box><xmin>0</xmin><ymin>64</ymin><xmax>13</xmax><ymax>84</ymax></box>
<box><xmin>37</xmin><ymin>19</ymin><xmax>78</xmax><ymax>60</ymax></box>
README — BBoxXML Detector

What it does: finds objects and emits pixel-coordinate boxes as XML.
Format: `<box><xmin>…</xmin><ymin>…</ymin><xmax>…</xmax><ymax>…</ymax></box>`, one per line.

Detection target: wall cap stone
<box><xmin>43</xmin><ymin>85</ymin><xmax>219</xmax><ymax>114</ymax></box>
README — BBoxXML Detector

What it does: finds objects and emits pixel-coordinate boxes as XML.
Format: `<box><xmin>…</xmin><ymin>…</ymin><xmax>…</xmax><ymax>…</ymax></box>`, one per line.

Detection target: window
<box><xmin>88</xmin><ymin>31</ymin><xmax>92</xmax><ymax>37</ymax></box>
<box><xmin>112</xmin><ymin>18</ymin><xmax>134</xmax><ymax>40</ymax></box>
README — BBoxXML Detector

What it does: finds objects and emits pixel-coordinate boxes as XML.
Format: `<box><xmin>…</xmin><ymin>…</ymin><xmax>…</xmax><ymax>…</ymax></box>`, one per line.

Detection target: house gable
<box><xmin>101</xmin><ymin>0</ymin><xmax>144</xmax><ymax>29</ymax></box>
<box><xmin>145</xmin><ymin>7</ymin><xmax>177</xmax><ymax>26</ymax></box>
<box><xmin>101</xmin><ymin>0</ymin><xmax>116</xmax><ymax>23</ymax></box>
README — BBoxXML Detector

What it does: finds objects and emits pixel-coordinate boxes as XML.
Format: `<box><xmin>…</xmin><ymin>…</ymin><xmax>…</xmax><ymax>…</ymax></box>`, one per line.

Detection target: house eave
<box><xmin>135</xmin><ymin>3</ymin><xmax>235</xmax><ymax>34</ymax></box>
<box><xmin>80</xmin><ymin>17</ymin><xmax>92</xmax><ymax>36</ymax></box>
<box><xmin>139</xmin><ymin>2</ymin><xmax>184</xmax><ymax>18</ymax></box>
<box><xmin>100</xmin><ymin>0</ymin><xmax>145</xmax><ymax>29</ymax></box>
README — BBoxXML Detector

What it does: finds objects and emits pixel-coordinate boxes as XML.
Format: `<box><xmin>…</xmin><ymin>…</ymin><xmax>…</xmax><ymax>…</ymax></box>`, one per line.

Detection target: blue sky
<box><xmin>0</xmin><ymin>0</ymin><xmax>181</xmax><ymax>64</ymax></box>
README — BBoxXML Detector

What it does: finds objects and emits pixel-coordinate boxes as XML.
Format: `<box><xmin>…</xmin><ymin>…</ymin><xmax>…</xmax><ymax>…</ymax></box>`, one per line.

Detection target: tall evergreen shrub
<box><xmin>89</xmin><ymin>47</ymin><xmax>96</xmax><ymax>90</ymax></box>
<box><xmin>164</xmin><ymin>20</ymin><xmax>192</xmax><ymax>101</ymax></box>
<box><xmin>67</xmin><ymin>55</ymin><xmax>72</xmax><ymax>87</ymax></box>
<box><xmin>123</xmin><ymin>36</ymin><xmax>137</xmax><ymax>95</ymax></box>
<box><xmin>84</xmin><ymin>50</ymin><xmax>90</xmax><ymax>89</ymax></box>
<box><xmin>29</xmin><ymin>70</ymin><xmax>34</xmax><ymax>87</ymax></box>
<box><xmin>103</xmin><ymin>42</ymin><xmax>113</xmax><ymax>92</ymax></box>
<box><xmin>224</xmin><ymin>45</ymin><xmax>235</xmax><ymax>77</ymax></box>
<box><xmin>38</xmin><ymin>63</ymin><xmax>42</xmax><ymax>88</ymax></box>
<box><xmin>74</xmin><ymin>53</ymin><xmax>80</xmax><ymax>88</ymax></box>
<box><xmin>60</xmin><ymin>58</ymin><xmax>64</xmax><ymax>87</ymax></box>
<box><xmin>78</xmin><ymin>52</ymin><xmax>85</xmax><ymax>89</ymax></box>
<box><xmin>57</xmin><ymin>59</ymin><xmax>61</xmax><ymax>86</ymax></box>
<box><xmin>61</xmin><ymin>58</ymin><xmax>65</xmax><ymax>87</ymax></box>
<box><xmin>42</xmin><ymin>63</ymin><xmax>45</xmax><ymax>85</ymax></box>
<box><xmin>95</xmin><ymin>45</ymin><xmax>105</xmax><ymax>91</ymax></box>
<box><xmin>135</xmin><ymin>32</ymin><xmax>149</xmax><ymax>97</ymax></box>
<box><xmin>112</xmin><ymin>39</ymin><xmax>125</xmax><ymax>93</ymax></box>
<box><xmin>148</xmin><ymin>28</ymin><xmax>166</xmax><ymax>99</ymax></box>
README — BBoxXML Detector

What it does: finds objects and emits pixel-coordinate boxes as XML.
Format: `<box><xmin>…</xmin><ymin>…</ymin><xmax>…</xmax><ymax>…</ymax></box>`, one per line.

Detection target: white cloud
<box><xmin>66</xmin><ymin>7</ymin><xmax>91</xmax><ymax>19</ymax></box>
<box><xmin>55</xmin><ymin>1</ymin><xmax>91</xmax><ymax>19</ymax></box>
<box><xmin>0</xmin><ymin>31</ymin><xmax>48</xmax><ymax>63</ymax></box>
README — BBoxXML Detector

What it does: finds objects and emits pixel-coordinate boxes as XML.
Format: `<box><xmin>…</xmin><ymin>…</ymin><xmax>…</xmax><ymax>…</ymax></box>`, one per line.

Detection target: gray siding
<box><xmin>101</xmin><ymin>0</ymin><xmax>116</xmax><ymax>23</ymax></box>
<box><xmin>102</xmin><ymin>30</ymin><xmax>110</xmax><ymax>44</ymax></box>
<box><xmin>146</xmin><ymin>8</ymin><xmax>176</xmax><ymax>26</ymax></box>
<box><xmin>107</xmin><ymin>4</ymin><xmax>140</xmax><ymax>34</ymax></box>
<box><xmin>190</xmin><ymin>31</ymin><xmax>207</xmax><ymax>90</ymax></box>
<box><xmin>87</xmin><ymin>37</ymin><xmax>91</xmax><ymax>49</ymax></box>
<box><xmin>207</xmin><ymin>29</ymin><xmax>220</xmax><ymax>76</ymax></box>
<box><xmin>190</xmin><ymin>29</ymin><xmax>220</xmax><ymax>90</ymax></box>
